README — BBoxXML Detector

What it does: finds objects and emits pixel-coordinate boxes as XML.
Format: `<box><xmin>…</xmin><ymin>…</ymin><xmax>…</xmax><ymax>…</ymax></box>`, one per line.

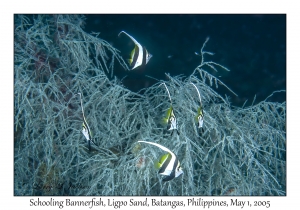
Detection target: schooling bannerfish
<box><xmin>190</xmin><ymin>83</ymin><xmax>204</xmax><ymax>129</ymax></box>
<box><xmin>159</xmin><ymin>83</ymin><xmax>179</xmax><ymax>135</ymax></box>
<box><xmin>78</xmin><ymin>93</ymin><xmax>97</xmax><ymax>151</ymax></box>
<box><xmin>138</xmin><ymin>141</ymin><xmax>183</xmax><ymax>181</ymax></box>
<box><xmin>118</xmin><ymin>31</ymin><xmax>152</xmax><ymax>70</ymax></box>
<box><xmin>162</xmin><ymin>106</ymin><xmax>179</xmax><ymax>135</ymax></box>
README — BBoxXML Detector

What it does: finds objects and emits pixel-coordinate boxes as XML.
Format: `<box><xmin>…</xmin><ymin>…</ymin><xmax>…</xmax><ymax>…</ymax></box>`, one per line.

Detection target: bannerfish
<box><xmin>118</xmin><ymin>31</ymin><xmax>152</xmax><ymax>70</ymax></box>
<box><xmin>159</xmin><ymin>82</ymin><xmax>179</xmax><ymax>135</ymax></box>
<box><xmin>196</xmin><ymin>106</ymin><xmax>204</xmax><ymax>129</ymax></box>
<box><xmin>138</xmin><ymin>141</ymin><xmax>183</xmax><ymax>181</ymax></box>
<box><xmin>78</xmin><ymin>93</ymin><xmax>98</xmax><ymax>151</ymax></box>
<box><xmin>190</xmin><ymin>83</ymin><xmax>204</xmax><ymax>129</ymax></box>
<box><xmin>162</xmin><ymin>106</ymin><xmax>179</xmax><ymax>135</ymax></box>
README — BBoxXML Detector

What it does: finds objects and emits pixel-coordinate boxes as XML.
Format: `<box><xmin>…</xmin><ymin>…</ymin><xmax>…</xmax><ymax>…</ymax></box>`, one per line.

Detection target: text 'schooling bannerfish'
<box><xmin>118</xmin><ymin>31</ymin><xmax>152</xmax><ymax>70</ymax></box>
<box><xmin>138</xmin><ymin>141</ymin><xmax>183</xmax><ymax>181</ymax></box>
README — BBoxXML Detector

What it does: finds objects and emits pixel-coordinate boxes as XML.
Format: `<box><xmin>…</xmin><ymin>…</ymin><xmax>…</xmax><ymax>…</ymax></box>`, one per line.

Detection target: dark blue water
<box><xmin>85</xmin><ymin>14</ymin><xmax>286</xmax><ymax>107</ymax></box>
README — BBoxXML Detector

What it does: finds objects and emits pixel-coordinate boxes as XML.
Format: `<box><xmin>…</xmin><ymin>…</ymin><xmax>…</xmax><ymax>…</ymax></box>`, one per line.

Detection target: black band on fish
<box><xmin>162</xmin><ymin>158</ymin><xmax>179</xmax><ymax>182</ymax></box>
<box><xmin>158</xmin><ymin>153</ymin><xmax>172</xmax><ymax>174</ymax></box>
<box><xmin>142</xmin><ymin>47</ymin><xmax>147</xmax><ymax>66</ymax></box>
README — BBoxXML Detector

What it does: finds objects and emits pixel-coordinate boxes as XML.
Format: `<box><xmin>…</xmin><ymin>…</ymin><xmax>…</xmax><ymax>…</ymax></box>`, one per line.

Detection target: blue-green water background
<box><xmin>84</xmin><ymin>14</ymin><xmax>286</xmax><ymax>107</ymax></box>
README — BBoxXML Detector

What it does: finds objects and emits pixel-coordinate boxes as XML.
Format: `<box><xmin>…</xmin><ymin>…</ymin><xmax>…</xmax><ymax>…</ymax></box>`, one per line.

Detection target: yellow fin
<box><xmin>155</xmin><ymin>153</ymin><xmax>170</xmax><ymax>169</ymax></box>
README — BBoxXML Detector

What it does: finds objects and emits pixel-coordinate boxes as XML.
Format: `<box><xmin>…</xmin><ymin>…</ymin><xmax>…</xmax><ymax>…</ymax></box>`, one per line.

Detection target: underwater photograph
<box><xmin>14</xmin><ymin>14</ymin><xmax>286</xmax><ymax>196</ymax></box>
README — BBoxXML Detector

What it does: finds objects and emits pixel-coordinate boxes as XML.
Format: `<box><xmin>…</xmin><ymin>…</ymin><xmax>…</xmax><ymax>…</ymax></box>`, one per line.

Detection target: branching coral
<box><xmin>14</xmin><ymin>14</ymin><xmax>286</xmax><ymax>196</ymax></box>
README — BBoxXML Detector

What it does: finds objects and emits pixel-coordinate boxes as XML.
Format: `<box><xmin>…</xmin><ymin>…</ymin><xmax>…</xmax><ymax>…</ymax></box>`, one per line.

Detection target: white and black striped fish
<box><xmin>190</xmin><ymin>83</ymin><xmax>204</xmax><ymax>130</ymax></box>
<box><xmin>159</xmin><ymin>83</ymin><xmax>179</xmax><ymax>135</ymax></box>
<box><xmin>118</xmin><ymin>31</ymin><xmax>152</xmax><ymax>70</ymax></box>
<box><xmin>138</xmin><ymin>141</ymin><xmax>183</xmax><ymax>181</ymax></box>
<box><xmin>78</xmin><ymin>93</ymin><xmax>97</xmax><ymax>151</ymax></box>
